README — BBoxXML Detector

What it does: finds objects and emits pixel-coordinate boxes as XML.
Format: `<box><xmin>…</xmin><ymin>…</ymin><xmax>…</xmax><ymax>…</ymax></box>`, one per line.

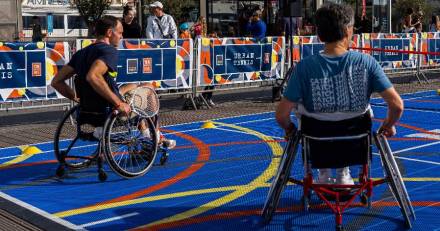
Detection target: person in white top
<box><xmin>146</xmin><ymin>1</ymin><xmax>178</xmax><ymax>39</ymax></box>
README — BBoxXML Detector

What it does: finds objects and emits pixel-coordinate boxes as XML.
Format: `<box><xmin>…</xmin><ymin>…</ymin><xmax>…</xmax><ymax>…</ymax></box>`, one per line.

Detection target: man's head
<box><xmin>150</xmin><ymin>1</ymin><xmax>164</xmax><ymax>17</ymax></box>
<box><xmin>251</xmin><ymin>10</ymin><xmax>261</xmax><ymax>22</ymax></box>
<box><xmin>315</xmin><ymin>3</ymin><xmax>354</xmax><ymax>43</ymax></box>
<box><xmin>95</xmin><ymin>15</ymin><xmax>123</xmax><ymax>47</ymax></box>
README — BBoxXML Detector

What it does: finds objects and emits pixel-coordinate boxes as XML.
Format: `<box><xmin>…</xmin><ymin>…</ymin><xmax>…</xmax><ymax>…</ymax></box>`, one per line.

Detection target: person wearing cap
<box><xmin>179</xmin><ymin>23</ymin><xmax>191</xmax><ymax>39</ymax></box>
<box><xmin>146</xmin><ymin>1</ymin><xmax>178</xmax><ymax>39</ymax></box>
<box><xmin>246</xmin><ymin>10</ymin><xmax>267</xmax><ymax>40</ymax></box>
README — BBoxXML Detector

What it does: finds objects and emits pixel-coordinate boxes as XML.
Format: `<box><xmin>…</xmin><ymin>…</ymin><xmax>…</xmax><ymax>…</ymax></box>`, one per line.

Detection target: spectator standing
<box><xmin>429</xmin><ymin>15</ymin><xmax>440</xmax><ymax>32</ymax></box>
<box><xmin>179</xmin><ymin>23</ymin><xmax>191</xmax><ymax>38</ymax></box>
<box><xmin>146</xmin><ymin>1</ymin><xmax>178</xmax><ymax>39</ymax></box>
<box><xmin>31</xmin><ymin>16</ymin><xmax>43</xmax><ymax>42</ymax></box>
<box><xmin>122</xmin><ymin>5</ymin><xmax>141</xmax><ymax>38</ymax></box>
<box><xmin>191</xmin><ymin>16</ymin><xmax>207</xmax><ymax>38</ymax></box>
<box><xmin>246</xmin><ymin>10</ymin><xmax>267</xmax><ymax>40</ymax></box>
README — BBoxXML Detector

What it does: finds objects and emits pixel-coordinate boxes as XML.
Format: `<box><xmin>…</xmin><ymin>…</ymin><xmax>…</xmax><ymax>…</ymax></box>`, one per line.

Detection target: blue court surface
<box><xmin>0</xmin><ymin>91</ymin><xmax>439</xmax><ymax>231</ymax></box>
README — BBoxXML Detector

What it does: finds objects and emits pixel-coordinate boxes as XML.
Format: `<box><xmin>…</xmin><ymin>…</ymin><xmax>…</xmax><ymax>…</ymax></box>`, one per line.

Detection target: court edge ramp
<box><xmin>0</xmin><ymin>192</ymin><xmax>84</xmax><ymax>231</ymax></box>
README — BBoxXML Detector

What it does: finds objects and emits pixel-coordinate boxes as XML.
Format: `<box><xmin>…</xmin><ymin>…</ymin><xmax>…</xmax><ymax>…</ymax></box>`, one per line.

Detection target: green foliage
<box><xmin>70</xmin><ymin>0</ymin><xmax>112</xmax><ymax>36</ymax></box>
<box><xmin>143</xmin><ymin>0</ymin><xmax>198</xmax><ymax>24</ymax></box>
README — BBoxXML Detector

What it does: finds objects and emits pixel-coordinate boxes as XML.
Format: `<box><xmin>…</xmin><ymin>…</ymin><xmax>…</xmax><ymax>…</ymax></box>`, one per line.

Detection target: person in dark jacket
<box><xmin>122</xmin><ymin>6</ymin><xmax>141</xmax><ymax>38</ymax></box>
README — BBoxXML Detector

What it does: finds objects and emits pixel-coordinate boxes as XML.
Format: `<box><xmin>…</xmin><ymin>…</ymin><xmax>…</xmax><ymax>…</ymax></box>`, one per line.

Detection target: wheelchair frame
<box><xmin>262</xmin><ymin>131</ymin><xmax>416</xmax><ymax>231</ymax></box>
<box><xmin>54</xmin><ymin>105</ymin><xmax>169</xmax><ymax>181</ymax></box>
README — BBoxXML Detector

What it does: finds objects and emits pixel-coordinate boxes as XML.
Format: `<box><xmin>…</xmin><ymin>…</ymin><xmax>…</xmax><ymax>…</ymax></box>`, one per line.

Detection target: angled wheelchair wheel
<box><xmin>374</xmin><ymin>133</ymin><xmax>415</xmax><ymax>229</ymax></box>
<box><xmin>103</xmin><ymin>111</ymin><xmax>159</xmax><ymax>179</ymax></box>
<box><xmin>262</xmin><ymin>132</ymin><xmax>300</xmax><ymax>223</ymax></box>
<box><xmin>54</xmin><ymin>105</ymin><xmax>99</xmax><ymax>170</ymax></box>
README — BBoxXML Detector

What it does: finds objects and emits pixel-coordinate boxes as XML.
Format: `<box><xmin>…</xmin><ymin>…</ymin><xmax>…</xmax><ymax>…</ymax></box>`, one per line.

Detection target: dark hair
<box><xmin>123</xmin><ymin>5</ymin><xmax>134</xmax><ymax>16</ymax></box>
<box><xmin>315</xmin><ymin>3</ymin><xmax>354</xmax><ymax>43</ymax></box>
<box><xmin>95</xmin><ymin>15</ymin><xmax>120</xmax><ymax>37</ymax></box>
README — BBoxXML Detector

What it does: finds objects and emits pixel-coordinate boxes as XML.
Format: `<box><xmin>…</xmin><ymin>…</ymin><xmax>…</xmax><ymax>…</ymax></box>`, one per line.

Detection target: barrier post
<box><xmin>416</xmin><ymin>32</ymin><xmax>429</xmax><ymax>83</ymax></box>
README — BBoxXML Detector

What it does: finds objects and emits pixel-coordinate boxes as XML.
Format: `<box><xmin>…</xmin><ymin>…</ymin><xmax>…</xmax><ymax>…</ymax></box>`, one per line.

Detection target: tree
<box><xmin>70</xmin><ymin>0</ymin><xmax>113</xmax><ymax>37</ymax></box>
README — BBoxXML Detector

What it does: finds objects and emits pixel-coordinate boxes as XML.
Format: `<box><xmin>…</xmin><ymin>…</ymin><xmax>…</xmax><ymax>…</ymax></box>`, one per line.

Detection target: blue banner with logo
<box><xmin>0</xmin><ymin>42</ymin><xmax>69</xmax><ymax>102</ymax></box>
<box><xmin>77</xmin><ymin>39</ymin><xmax>193</xmax><ymax>90</ymax></box>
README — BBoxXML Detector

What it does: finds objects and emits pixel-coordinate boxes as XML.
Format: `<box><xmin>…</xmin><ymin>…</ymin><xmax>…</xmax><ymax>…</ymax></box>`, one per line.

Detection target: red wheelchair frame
<box><xmin>262</xmin><ymin>129</ymin><xmax>416</xmax><ymax>231</ymax></box>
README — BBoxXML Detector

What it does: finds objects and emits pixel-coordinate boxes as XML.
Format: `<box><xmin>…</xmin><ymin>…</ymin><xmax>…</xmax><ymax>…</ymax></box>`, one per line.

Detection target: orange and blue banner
<box><xmin>197</xmin><ymin>37</ymin><xmax>285</xmax><ymax>86</ymax></box>
<box><xmin>0</xmin><ymin>42</ymin><xmax>69</xmax><ymax>102</ymax></box>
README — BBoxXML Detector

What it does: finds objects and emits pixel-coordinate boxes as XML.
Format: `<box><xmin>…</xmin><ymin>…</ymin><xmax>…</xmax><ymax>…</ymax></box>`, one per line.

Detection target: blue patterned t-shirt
<box><xmin>283</xmin><ymin>51</ymin><xmax>392</xmax><ymax>120</ymax></box>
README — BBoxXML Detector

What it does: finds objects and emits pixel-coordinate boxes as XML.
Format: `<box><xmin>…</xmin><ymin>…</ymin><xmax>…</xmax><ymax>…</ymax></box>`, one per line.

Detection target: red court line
<box><xmin>90</xmin><ymin>128</ymin><xmax>211</xmax><ymax>205</ymax></box>
<box><xmin>146</xmin><ymin>201</ymin><xmax>440</xmax><ymax>230</ymax></box>
<box><xmin>373</xmin><ymin>118</ymin><xmax>440</xmax><ymax>136</ymax></box>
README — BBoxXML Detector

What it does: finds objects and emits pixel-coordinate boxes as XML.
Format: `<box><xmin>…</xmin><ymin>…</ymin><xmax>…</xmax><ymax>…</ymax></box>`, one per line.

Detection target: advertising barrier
<box><xmin>419</xmin><ymin>32</ymin><xmax>440</xmax><ymax>67</ymax></box>
<box><xmin>197</xmin><ymin>37</ymin><xmax>285</xmax><ymax>87</ymax></box>
<box><xmin>362</xmin><ymin>33</ymin><xmax>418</xmax><ymax>69</ymax></box>
<box><xmin>0</xmin><ymin>42</ymin><xmax>70</xmax><ymax>102</ymax></box>
<box><xmin>77</xmin><ymin>39</ymin><xmax>193</xmax><ymax>90</ymax></box>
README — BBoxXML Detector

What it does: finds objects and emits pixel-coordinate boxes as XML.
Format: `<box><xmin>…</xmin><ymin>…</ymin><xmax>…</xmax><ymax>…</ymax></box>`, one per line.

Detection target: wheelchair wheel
<box><xmin>103</xmin><ymin>111</ymin><xmax>159</xmax><ymax>178</ymax></box>
<box><xmin>54</xmin><ymin>105</ymin><xmax>99</xmax><ymax>170</ymax></box>
<box><xmin>375</xmin><ymin>133</ymin><xmax>415</xmax><ymax>228</ymax></box>
<box><xmin>262</xmin><ymin>133</ymin><xmax>300</xmax><ymax>223</ymax></box>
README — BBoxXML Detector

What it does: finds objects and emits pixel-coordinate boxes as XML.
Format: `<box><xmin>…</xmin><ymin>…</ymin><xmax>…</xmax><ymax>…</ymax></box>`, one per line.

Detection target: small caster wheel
<box><xmin>160</xmin><ymin>153</ymin><xmax>169</xmax><ymax>165</ymax></box>
<box><xmin>98</xmin><ymin>170</ymin><xmax>107</xmax><ymax>182</ymax></box>
<box><xmin>336</xmin><ymin>225</ymin><xmax>345</xmax><ymax>231</ymax></box>
<box><xmin>56</xmin><ymin>165</ymin><xmax>65</xmax><ymax>177</ymax></box>
<box><xmin>360</xmin><ymin>194</ymin><xmax>368</xmax><ymax>205</ymax></box>
<box><xmin>302</xmin><ymin>195</ymin><xmax>310</xmax><ymax>211</ymax></box>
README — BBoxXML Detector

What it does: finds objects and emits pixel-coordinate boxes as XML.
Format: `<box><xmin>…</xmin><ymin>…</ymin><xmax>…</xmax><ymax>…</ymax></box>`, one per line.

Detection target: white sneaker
<box><xmin>93</xmin><ymin>127</ymin><xmax>103</xmax><ymax>139</ymax></box>
<box><xmin>141</xmin><ymin>129</ymin><xmax>151</xmax><ymax>138</ymax></box>
<box><xmin>336</xmin><ymin>167</ymin><xmax>354</xmax><ymax>185</ymax></box>
<box><xmin>161</xmin><ymin>139</ymin><xmax>176</xmax><ymax>149</ymax></box>
<box><xmin>316</xmin><ymin>168</ymin><xmax>334</xmax><ymax>184</ymax></box>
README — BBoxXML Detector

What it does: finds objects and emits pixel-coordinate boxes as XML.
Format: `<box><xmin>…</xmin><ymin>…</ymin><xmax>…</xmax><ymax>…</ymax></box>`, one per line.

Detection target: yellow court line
<box><xmin>55</xmin><ymin>183</ymin><xmax>272</xmax><ymax>218</ymax></box>
<box><xmin>134</xmin><ymin>121</ymin><xmax>283</xmax><ymax>229</ymax></box>
<box><xmin>0</xmin><ymin>146</ymin><xmax>40</xmax><ymax>168</ymax></box>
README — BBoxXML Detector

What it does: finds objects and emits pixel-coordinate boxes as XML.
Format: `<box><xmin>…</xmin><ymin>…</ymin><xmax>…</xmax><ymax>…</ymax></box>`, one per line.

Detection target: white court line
<box><xmin>0</xmin><ymin>191</ymin><xmax>85</xmax><ymax>231</ymax></box>
<box><xmin>0</xmin><ymin>111</ymin><xmax>275</xmax><ymax>151</ymax></box>
<box><xmin>79</xmin><ymin>212</ymin><xmax>139</xmax><ymax>228</ymax></box>
<box><xmin>372</xmin><ymin>140</ymin><xmax>440</xmax><ymax>165</ymax></box>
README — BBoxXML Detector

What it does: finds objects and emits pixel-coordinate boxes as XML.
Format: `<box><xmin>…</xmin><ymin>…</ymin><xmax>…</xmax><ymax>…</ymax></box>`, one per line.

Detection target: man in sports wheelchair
<box><xmin>262</xmin><ymin>3</ymin><xmax>414</xmax><ymax>230</ymax></box>
<box><xmin>51</xmin><ymin>16</ymin><xmax>174</xmax><ymax>181</ymax></box>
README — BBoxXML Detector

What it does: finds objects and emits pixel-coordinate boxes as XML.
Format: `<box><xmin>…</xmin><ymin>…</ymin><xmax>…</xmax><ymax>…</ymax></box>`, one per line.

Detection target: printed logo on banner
<box><xmin>32</xmin><ymin>63</ymin><xmax>42</xmax><ymax>77</ymax></box>
<box><xmin>127</xmin><ymin>59</ymin><xmax>138</xmax><ymax>74</ymax></box>
<box><xmin>264</xmin><ymin>53</ymin><xmax>270</xmax><ymax>64</ymax></box>
<box><xmin>143</xmin><ymin>58</ymin><xmax>152</xmax><ymax>74</ymax></box>
<box><xmin>216</xmin><ymin>55</ymin><xmax>224</xmax><ymax>66</ymax></box>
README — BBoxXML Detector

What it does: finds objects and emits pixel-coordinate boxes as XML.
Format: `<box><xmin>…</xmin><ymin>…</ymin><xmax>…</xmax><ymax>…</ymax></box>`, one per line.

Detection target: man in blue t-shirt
<box><xmin>246</xmin><ymin>10</ymin><xmax>267</xmax><ymax>40</ymax></box>
<box><xmin>51</xmin><ymin>15</ymin><xmax>176</xmax><ymax>149</ymax></box>
<box><xmin>275</xmin><ymin>3</ymin><xmax>403</xmax><ymax>185</ymax></box>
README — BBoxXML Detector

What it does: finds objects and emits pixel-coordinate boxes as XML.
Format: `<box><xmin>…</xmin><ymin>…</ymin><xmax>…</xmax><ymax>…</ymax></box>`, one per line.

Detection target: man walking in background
<box><xmin>146</xmin><ymin>1</ymin><xmax>178</xmax><ymax>39</ymax></box>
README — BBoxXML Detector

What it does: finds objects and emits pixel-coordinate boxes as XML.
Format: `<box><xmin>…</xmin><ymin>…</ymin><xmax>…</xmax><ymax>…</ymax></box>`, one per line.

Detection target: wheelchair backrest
<box><xmin>300</xmin><ymin>113</ymin><xmax>372</xmax><ymax>169</ymax></box>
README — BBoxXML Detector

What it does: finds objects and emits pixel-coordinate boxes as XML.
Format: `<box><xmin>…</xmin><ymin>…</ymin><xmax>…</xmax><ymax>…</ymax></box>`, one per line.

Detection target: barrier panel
<box><xmin>196</xmin><ymin>37</ymin><xmax>285</xmax><ymax>87</ymax></box>
<box><xmin>419</xmin><ymin>32</ymin><xmax>440</xmax><ymax>67</ymax></box>
<box><xmin>291</xmin><ymin>35</ymin><xmax>361</xmax><ymax>64</ymax></box>
<box><xmin>362</xmin><ymin>33</ymin><xmax>418</xmax><ymax>70</ymax></box>
<box><xmin>76</xmin><ymin>39</ymin><xmax>193</xmax><ymax>90</ymax></box>
<box><xmin>0</xmin><ymin>42</ymin><xmax>70</xmax><ymax>103</ymax></box>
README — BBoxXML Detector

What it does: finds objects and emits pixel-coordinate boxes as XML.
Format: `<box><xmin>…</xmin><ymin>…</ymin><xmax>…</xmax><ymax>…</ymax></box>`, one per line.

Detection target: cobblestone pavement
<box><xmin>0</xmin><ymin>76</ymin><xmax>439</xmax><ymax>148</ymax></box>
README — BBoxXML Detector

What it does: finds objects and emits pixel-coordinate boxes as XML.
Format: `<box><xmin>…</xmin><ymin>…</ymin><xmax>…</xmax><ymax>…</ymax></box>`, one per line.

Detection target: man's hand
<box><xmin>284</xmin><ymin>123</ymin><xmax>297</xmax><ymax>140</ymax></box>
<box><xmin>116</xmin><ymin>102</ymin><xmax>131</xmax><ymax>116</ymax></box>
<box><xmin>378</xmin><ymin>124</ymin><xmax>396</xmax><ymax>137</ymax></box>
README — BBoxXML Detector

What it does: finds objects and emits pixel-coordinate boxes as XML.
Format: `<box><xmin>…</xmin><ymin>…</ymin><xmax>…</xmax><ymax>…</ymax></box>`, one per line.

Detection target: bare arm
<box><xmin>86</xmin><ymin>59</ymin><xmax>130</xmax><ymax>114</ymax></box>
<box><xmin>275</xmin><ymin>98</ymin><xmax>298</xmax><ymax>137</ymax></box>
<box><xmin>378</xmin><ymin>87</ymin><xmax>404</xmax><ymax>137</ymax></box>
<box><xmin>51</xmin><ymin>65</ymin><xmax>78</xmax><ymax>102</ymax></box>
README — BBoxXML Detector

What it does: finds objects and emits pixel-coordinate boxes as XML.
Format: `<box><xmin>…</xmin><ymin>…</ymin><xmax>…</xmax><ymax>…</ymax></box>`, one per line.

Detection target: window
<box><xmin>68</xmin><ymin>16</ymin><xmax>88</xmax><ymax>29</ymax></box>
<box><xmin>22</xmin><ymin>16</ymin><xmax>47</xmax><ymax>30</ymax></box>
<box><xmin>52</xmin><ymin>15</ymin><xmax>65</xmax><ymax>29</ymax></box>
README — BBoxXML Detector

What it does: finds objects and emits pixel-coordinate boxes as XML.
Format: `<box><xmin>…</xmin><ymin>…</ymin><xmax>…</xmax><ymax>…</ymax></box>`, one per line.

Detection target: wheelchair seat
<box><xmin>300</xmin><ymin>113</ymin><xmax>372</xmax><ymax>169</ymax></box>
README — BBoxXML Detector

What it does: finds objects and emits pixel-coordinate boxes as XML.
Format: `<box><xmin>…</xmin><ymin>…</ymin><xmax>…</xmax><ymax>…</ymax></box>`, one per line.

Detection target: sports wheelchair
<box><xmin>262</xmin><ymin>114</ymin><xmax>416</xmax><ymax>231</ymax></box>
<box><xmin>54</xmin><ymin>86</ymin><xmax>169</xmax><ymax>181</ymax></box>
